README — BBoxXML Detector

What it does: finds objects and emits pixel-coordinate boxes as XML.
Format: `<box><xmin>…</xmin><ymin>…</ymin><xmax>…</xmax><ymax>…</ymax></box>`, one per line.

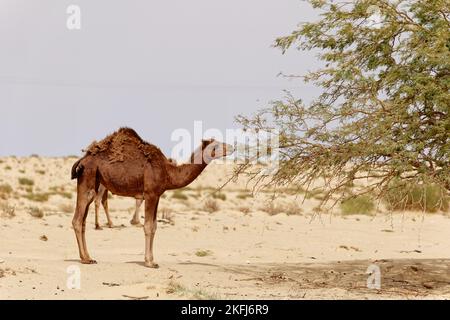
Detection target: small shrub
<box><xmin>36</xmin><ymin>170</ymin><xmax>46</xmax><ymax>175</ymax></box>
<box><xmin>203</xmin><ymin>199</ymin><xmax>219</xmax><ymax>213</ymax></box>
<box><xmin>41</xmin><ymin>187</ymin><xmax>73</xmax><ymax>200</ymax></box>
<box><xmin>166</xmin><ymin>281</ymin><xmax>219</xmax><ymax>300</ymax></box>
<box><xmin>59</xmin><ymin>192</ymin><xmax>73</xmax><ymax>199</ymax></box>
<box><xmin>261</xmin><ymin>203</ymin><xmax>284</xmax><ymax>216</ymax></box>
<box><xmin>340</xmin><ymin>195</ymin><xmax>375</xmax><ymax>215</ymax></box>
<box><xmin>212</xmin><ymin>193</ymin><xmax>227</xmax><ymax>201</ymax></box>
<box><xmin>24</xmin><ymin>192</ymin><xmax>49</xmax><ymax>202</ymax></box>
<box><xmin>172</xmin><ymin>190</ymin><xmax>188</xmax><ymax>201</ymax></box>
<box><xmin>304</xmin><ymin>188</ymin><xmax>325</xmax><ymax>200</ymax></box>
<box><xmin>28</xmin><ymin>207</ymin><xmax>44</xmax><ymax>218</ymax></box>
<box><xmin>190</xmin><ymin>192</ymin><xmax>201</xmax><ymax>199</ymax></box>
<box><xmin>195</xmin><ymin>250</ymin><xmax>213</xmax><ymax>257</ymax></box>
<box><xmin>0</xmin><ymin>183</ymin><xmax>12</xmax><ymax>193</ymax></box>
<box><xmin>261</xmin><ymin>202</ymin><xmax>302</xmax><ymax>216</ymax></box>
<box><xmin>283</xmin><ymin>202</ymin><xmax>303</xmax><ymax>216</ymax></box>
<box><xmin>166</xmin><ymin>281</ymin><xmax>186</xmax><ymax>295</ymax></box>
<box><xmin>18</xmin><ymin>178</ymin><xmax>34</xmax><ymax>186</ymax></box>
<box><xmin>383</xmin><ymin>181</ymin><xmax>449</xmax><ymax>213</ymax></box>
<box><xmin>192</xmin><ymin>289</ymin><xmax>221</xmax><ymax>300</ymax></box>
<box><xmin>58</xmin><ymin>203</ymin><xmax>74</xmax><ymax>213</ymax></box>
<box><xmin>0</xmin><ymin>184</ymin><xmax>13</xmax><ymax>199</ymax></box>
<box><xmin>5</xmin><ymin>166</ymin><xmax>12</xmax><ymax>170</ymax></box>
<box><xmin>237</xmin><ymin>193</ymin><xmax>253</xmax><ymax>200</ymax></box>
<box><xmin>0</xmin><ymin>202</ymin><xmax>15</xmax><ymax>218</ymax></box>
<box><xmin>51</xmin><ymin>191</ymin><xmax>72</xmax><ymax>199</ymax></box>
<box><xmin>239</xmin><ymin>206</ymin><xmax>251</xmax><ymax>214</ymax></box>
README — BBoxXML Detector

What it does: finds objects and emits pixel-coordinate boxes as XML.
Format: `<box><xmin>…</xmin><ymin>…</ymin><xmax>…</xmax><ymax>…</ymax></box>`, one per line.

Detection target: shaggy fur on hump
<box><xmin>85</xmin><ymin>127</ymin><xmax>166</xmax><ymax>163</ymax></box>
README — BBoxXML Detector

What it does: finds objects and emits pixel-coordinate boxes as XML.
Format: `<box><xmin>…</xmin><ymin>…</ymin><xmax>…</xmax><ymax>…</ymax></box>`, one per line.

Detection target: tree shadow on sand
<box><xmin>179</xmin><ymin>259</ymin><xmax>450</xmax><ymax>297</ymax></box>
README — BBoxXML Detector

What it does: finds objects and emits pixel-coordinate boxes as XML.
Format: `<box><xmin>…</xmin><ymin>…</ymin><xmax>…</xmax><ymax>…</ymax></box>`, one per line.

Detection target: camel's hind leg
<box><xmin>73</xmin><ymin>174</ymin><xmax>97</xmax><ymax>264</ymax></box>
<box><xmin>94</xmin><ymin>185</ymin><xmax>105</xmax><ymax>230</ymax></box>
<box><xmin>130</xmin><ymin>198</ymin><xmax>143</xmax><ymax>226</ymax></box>
<box><xmin>101</xmin><ymin>189</ymin><xmax>113</xmax><ymax>228</ymax></box>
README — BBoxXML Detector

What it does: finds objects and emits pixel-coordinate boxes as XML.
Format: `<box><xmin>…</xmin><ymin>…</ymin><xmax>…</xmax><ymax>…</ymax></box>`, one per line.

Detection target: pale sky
<box><xmin>0</xmin><ymin>0</ymin><xmax>320</xmax><ymax>156</ymax></box>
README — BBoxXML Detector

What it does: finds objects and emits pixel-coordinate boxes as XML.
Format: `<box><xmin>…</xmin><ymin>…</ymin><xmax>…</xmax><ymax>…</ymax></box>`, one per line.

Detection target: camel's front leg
<box><xmin>143</xmin><ymin>195</ymin><xmax>159</xmax><ymax>268</ymax></box>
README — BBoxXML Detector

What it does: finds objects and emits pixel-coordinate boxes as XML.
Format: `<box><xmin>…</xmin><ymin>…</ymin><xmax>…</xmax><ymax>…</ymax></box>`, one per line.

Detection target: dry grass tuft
<box><xmin>212</xmin><ymin>193</ymin><xmax>227</xmax><ymax>201</ymax></box>
<box><xmin>0</xmin><ymin>184</ymin><xmax>13</xmax><ymax>200</ymax></box>
<box><xmin>172</xmin><ymin>190</ymin><xmax>188</xmax><ymax>201</ymax></box>
<box><xmin>195</xmin><ymin>250</ymin><xmax>213</xmax><ymax>257</ymax></box>
<box><xmin>261</xmin><ymin>202</ymin><xmax>302</xmax><ymax>216</ymax></box>
<box><xmin>28</xmin><ymin>206</ymin><xmax>44</xmax><ymax>218</ymax></box>
<box><xmin>203</xmin><ymin>199</ymin><xmax>219</xmax><ymax>213</ymax></box>
<box><xmin>18</xmin><ymin>178</ymin><xmax>34</xmax><ymax>186</ymax></box>
<box><xmin>237</xmin><ymin>192</ymin><xmax>253</xmax><ymax>200</ymax></box>
<box><xmin>0</xmin><ymin>201</ymin><xmax>15</xmax><ymax>218</ymax></box>
<box><xmin>58</xmin><ymin>203</ymin><xmax>74</xmax><ymax>214</ymax></box>
<box><xmin>238</xmin><ymin>206</ymin><xmax>251</xmax><ymax>214</ymax></box>
<box><xmin>24</xmin><ymin>192</ymin><xmax>50</xmax><ymax>202</ymax></box>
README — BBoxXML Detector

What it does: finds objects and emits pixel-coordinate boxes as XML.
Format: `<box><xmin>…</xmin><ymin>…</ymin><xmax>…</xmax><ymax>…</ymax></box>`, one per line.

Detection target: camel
<box><xmin>71</xmin><ymin>127</ymin><xmax>233</xmax><ymax>268</ymax></box>
<box><xmin>94</xmin><ymin>159</ymin><xmax>177</xmax><ymax>230</ymax></box>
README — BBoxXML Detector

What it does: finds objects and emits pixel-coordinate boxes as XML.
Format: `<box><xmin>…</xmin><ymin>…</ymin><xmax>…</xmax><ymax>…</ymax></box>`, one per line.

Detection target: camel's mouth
<box><xmin>202</xmin><ymin>142</ymin><xmax>235</xmax><ymax>163</ymax></box>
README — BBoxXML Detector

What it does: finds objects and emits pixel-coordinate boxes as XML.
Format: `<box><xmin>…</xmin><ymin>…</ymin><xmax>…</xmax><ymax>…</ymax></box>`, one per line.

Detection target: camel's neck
<box><xmin>166</xmin><ymin>163</ymin><xmax>207</xmax><ymax>190</ymax></box>
<box><xmin>165</xmin><ymin>149</ymin><xmax>208</xmax><ymax>190</ymax></box>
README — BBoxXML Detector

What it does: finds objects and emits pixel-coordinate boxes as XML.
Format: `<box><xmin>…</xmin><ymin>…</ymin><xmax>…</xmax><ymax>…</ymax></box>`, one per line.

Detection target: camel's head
<box><xmin>201</xmin><ymin>139</ymin><xmax>234</xmax><ymax>163</ymax></box>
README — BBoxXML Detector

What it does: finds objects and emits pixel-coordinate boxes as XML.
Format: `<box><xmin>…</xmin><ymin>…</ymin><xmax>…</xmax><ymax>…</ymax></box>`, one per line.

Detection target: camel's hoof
<box><xmin>95</xmin><ymin>225</ymin><xmax>103</xmax><ymax>230</ymax></box>
<box><xmin>144</xmin><ymin>262</ymin><xmax>159</xmax><ymax>269</ymax></box>
<box><xmin>107</xmin><ymin>223</ymin><xmax>114</xmax><ymax>229</ymax></box>
<box><xmin>81</xmin><ymin>259</ymin><xmax>97</xmax><ymax>265</ymax></box>
<box><xmin>130</xmin><ymin>220</ymin><xmax>142</xmax><ymax>226</ymax></box>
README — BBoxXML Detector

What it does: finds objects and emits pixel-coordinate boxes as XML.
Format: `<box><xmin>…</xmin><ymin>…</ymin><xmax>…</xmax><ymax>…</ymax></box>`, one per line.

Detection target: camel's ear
<box><xmin>202</xmin><ymin>139</ymin><xmax>213</xmax><ymax>149</ymax></box>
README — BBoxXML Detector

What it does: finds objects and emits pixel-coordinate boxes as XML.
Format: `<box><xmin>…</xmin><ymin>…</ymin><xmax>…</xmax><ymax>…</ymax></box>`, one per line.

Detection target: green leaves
<box><xmin>235</xmin><ymin>0</ymin><xmax>450</xmax><ymax>206</ymax></box>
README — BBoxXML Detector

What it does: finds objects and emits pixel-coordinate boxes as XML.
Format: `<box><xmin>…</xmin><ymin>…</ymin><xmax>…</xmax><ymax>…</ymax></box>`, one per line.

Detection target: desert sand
<box><xmin>1</xmin><ymin>156</ymin><xmax>450</xmax><ymax>300</ymax></box>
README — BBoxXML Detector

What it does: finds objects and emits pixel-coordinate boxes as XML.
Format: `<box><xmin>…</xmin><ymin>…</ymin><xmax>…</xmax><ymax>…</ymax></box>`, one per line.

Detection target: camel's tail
<box><xmin>71</xmin><ymin>158</ymin><xmax>85</xmax><ymax>180</ymax></box>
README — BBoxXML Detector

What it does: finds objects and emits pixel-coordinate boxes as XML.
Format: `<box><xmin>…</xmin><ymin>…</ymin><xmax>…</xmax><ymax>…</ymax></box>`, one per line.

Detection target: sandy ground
<box><xmin>1</xmin><ymin>156</ymin><xmax>450</xmax><ymax>300</ymax></box>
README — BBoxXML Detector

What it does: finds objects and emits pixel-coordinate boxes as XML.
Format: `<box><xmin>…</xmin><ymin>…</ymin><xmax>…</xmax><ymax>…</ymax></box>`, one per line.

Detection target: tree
<box><xmin>235</xmin><ymin>0</ymin><xmax>450</xmax><ymax>208</ymax></box>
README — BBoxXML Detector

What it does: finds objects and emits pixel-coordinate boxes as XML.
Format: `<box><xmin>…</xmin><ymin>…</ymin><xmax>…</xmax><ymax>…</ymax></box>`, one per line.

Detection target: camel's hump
<box><xmin>116</xmin><ymin>127</ymin><xmax>145</xmax><ymax>142</ymax></box>
<box><xmin>85</xmin><ymin>127</ymin><xmax>165</xmax><ymax>163</ymax></box>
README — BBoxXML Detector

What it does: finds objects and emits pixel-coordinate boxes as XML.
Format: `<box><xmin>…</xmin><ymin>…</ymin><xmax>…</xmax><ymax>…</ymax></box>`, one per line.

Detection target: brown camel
<box><xmin>94</xmin><ymin>159</ymin><xmax>177</xmax><ymax>230</ymax></box>
<box><xmin>71</xmin><ymin>127</ymin><xmax>233</xmax><ymax>268</ymax></box>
